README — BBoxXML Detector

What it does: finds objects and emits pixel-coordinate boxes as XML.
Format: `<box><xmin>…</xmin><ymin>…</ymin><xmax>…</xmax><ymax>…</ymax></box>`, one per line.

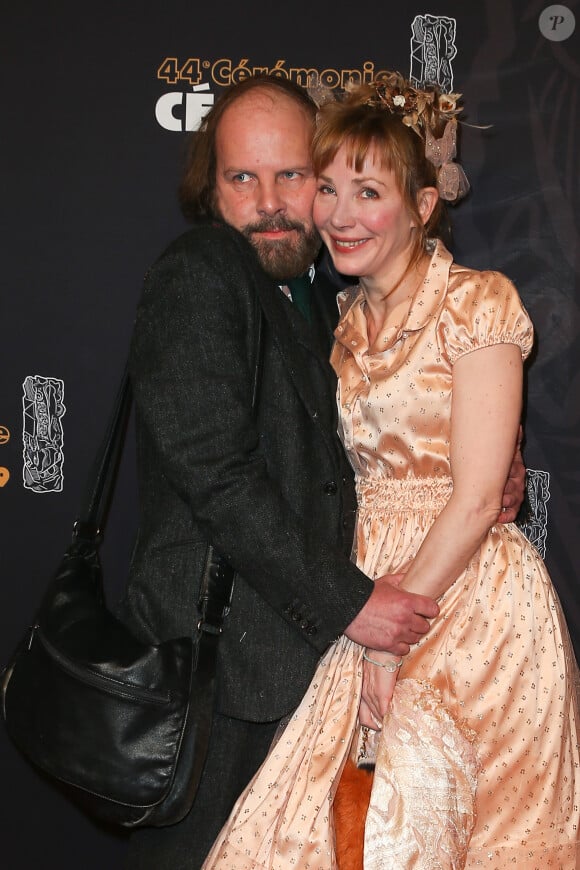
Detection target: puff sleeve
<box><xmin>437</xmin><ymin>269</ymin><xmax>534</xmax><ymax>366</ymax></box>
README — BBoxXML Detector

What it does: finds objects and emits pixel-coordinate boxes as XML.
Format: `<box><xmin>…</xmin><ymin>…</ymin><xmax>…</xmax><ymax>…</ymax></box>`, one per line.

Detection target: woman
<box><xmin>203</xmin><ymin>74</ymin><xmax>580</xmax><ymax>868</ymax></box>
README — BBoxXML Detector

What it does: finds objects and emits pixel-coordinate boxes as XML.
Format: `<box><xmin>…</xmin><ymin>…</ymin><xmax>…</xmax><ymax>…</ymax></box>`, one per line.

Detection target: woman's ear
<box><xmin>417</xmin><ymin>187</ymin><xmax>439</xmax><ymax>225</ymax></box>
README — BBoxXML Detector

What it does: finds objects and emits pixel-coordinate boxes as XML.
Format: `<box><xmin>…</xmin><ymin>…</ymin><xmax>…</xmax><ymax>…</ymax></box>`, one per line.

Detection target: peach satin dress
<box><xmin>203</xmin><ymin>241</ymin><xmax>580</xmax><ymax>869</ymax></box>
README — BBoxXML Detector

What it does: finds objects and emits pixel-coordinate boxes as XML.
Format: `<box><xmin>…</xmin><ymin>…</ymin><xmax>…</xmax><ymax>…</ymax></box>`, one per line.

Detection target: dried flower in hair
<box><xmin>361</xmin><ymin>73</ymin><xmax>469</xmax><ymax>203</ymax></box>
<box><xmin>310</xmin><ymin>71</ymin><xmax>472</xmax><ymax>204</ymax></box>
<box><xmin>438</xmin><ymin>93</ymin><xmax>461</xmax><ymax>114</ymax></box>
<box><xmin>307</xmin><ymin>79</ymin><xmax>335</xmax><ymax>108</ymax></box>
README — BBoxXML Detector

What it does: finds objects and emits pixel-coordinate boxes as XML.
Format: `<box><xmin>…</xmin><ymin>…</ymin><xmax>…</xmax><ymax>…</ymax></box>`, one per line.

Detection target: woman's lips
<box><xmin>332</xmin><ymin>237</ymin><xmax>369</xmax><ymax>251</ymax></box>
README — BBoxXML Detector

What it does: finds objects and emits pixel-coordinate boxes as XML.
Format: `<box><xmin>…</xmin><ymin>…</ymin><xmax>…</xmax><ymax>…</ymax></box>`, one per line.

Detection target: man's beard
<box><xmin>241</xmin><ymin>217</ymin><xmax>321</xmax><ymax>281</ymax></box>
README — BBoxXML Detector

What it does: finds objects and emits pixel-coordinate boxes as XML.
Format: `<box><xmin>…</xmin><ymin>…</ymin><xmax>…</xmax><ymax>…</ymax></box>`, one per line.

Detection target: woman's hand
<box><xmin>359</xmin><ymin>650</ymin><xmax>402</xmax><ymax>730</ymax></box>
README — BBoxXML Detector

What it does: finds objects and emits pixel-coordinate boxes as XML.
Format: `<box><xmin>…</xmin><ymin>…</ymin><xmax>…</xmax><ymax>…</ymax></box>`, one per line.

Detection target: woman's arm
<box><xmin>360</xmin><ymin>341</ymin><xmax>523</xmax><ymax>726</ymax></box>
<box><xmin>400</xmin><ymin>341</ymin><xmax>523</xmax><ymax>599</ymax></box>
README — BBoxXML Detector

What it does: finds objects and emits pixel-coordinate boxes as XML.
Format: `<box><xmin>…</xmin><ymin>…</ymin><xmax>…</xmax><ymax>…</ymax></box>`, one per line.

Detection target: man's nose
<box><xmin>256</xmin><ymin>181</ymin><xmax>286</xmax><ymax>216</ymax></box>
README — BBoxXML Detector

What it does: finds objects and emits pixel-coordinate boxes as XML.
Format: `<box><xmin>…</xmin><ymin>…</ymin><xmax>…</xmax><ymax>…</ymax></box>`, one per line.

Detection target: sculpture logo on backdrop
<box><xmin>519</xmin><ymin>470</ymin><xmax>551</xmax><ymax>559</ymax></box>
<box><xmin>410</xmin><ymin>14</ymin><xmax>457</xmax><ymax>91</ymax></box>
<box><xmin>22</xmin><ymin>376</ymin><xmax>65</xmax><ymax>493</ymax></box>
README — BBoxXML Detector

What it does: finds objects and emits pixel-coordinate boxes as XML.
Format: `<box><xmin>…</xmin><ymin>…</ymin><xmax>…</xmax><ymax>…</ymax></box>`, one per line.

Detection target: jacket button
<box><xmin>292</xmin><ymin>612</ymin><xmax>303</xmax><ymax>622</ymax></box>
<box><xmin>323</xmin><ymin>481</ymin><xmax>338</xmax><ymax>495</ymax></box>
<box><xmin>306</xmin><ymin>625</ymin><xmax>318</xmax><ymax>636</ymax></box>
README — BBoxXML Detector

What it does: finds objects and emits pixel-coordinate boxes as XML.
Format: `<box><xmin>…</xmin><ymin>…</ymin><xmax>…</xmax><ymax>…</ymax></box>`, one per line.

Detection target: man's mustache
<box><xmin>244</xmin><ymin>217</ymin><xmax>305</xmax><ymax>235</ymax></box>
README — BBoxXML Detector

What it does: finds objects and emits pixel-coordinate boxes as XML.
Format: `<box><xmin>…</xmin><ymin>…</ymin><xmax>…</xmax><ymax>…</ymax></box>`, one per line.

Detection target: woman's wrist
<box><xmin>362</xmin><ymin>650</ymin><xmax>404</xmax><ymax>672</ymax></box>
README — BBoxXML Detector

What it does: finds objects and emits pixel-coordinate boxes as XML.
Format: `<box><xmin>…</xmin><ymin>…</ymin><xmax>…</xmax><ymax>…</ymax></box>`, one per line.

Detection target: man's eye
<box><xmin>233</xmin><ymin>172</ymin><xmax>252</xmax><ymax>183</ymax></box>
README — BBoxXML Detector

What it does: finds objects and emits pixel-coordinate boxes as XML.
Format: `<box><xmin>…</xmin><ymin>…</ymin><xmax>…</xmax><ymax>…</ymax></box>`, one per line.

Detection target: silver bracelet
<box><xmin>362</xmin><ymin>651</ymin><xmax>404</xmax><ymax>672</ymax></box>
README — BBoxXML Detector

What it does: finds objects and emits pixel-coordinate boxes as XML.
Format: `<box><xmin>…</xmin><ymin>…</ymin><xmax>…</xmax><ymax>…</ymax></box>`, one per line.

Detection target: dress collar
<box><xmin>334</xmin><ymin>239</ymin><xmax>453</xmax><ymax>354</ymax></box>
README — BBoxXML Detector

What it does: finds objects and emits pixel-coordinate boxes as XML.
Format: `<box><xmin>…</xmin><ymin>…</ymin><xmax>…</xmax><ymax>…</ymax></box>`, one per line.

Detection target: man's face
<box><xmin>214</xmin><ymin>89</ymin><xmax>321</xmax><ymax>280</ymax></box>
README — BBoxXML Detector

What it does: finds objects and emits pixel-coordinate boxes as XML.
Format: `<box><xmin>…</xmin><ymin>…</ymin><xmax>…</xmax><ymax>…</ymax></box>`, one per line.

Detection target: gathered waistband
<box><xmin>356</xmin><ymin>476</ymin><xmax>453</xmax><ymax>512</ymax></box>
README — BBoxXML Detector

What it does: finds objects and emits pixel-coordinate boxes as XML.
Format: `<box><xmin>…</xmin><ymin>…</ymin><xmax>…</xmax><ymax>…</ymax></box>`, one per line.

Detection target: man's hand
<box><xmin>499</xmin><ymin>425</ymin><xmax>526</xmax><ymax>523</ymax></box>
<box><xmin>344</xmin><ymin>574</ymin><xmax>439</xmax><ymax>656</ymax></box>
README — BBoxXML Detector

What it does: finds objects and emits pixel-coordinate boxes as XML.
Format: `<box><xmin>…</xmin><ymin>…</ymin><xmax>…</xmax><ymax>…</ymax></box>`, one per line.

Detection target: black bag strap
<box><xmin>73</xmin><ymin>303</ymin><xmax>265</xmax><ymax>636</ymax></box>
<box><xmin>74</xmin><ymin>366</ymin><xmax>132</xmax><ymax>542</ymax></box>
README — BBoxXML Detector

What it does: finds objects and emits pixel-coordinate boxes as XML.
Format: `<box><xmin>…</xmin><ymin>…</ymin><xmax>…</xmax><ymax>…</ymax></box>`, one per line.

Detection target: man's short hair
<box><xmin>178</xmin><ymin>75</ymin><xmax>317</xmax><ymax>222</ymax></box>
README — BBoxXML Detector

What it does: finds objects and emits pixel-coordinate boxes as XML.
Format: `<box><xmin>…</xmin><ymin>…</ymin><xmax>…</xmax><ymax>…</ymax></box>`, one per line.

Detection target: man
<box><xmin>123</xmin><ymin>75</ymin><xmax>523</xmax><ymax>868</ymax></box>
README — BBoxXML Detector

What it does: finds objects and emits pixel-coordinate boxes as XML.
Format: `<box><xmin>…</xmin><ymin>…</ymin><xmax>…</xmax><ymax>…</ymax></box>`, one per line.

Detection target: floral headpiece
<box><xmin>309</xmin><ymin>72</ymin><xmax>470</xmax><ymax>204</ymax></box>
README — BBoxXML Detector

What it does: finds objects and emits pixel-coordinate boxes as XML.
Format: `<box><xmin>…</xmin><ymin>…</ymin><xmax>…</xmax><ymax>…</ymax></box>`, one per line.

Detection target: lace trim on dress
<box><xmin>364</xmin><ymin>679</ymin><xmax>479</xmax><ymax>870</ymax></box>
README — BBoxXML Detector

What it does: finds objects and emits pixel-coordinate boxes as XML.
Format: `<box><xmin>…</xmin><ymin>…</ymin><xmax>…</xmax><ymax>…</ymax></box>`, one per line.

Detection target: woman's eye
<box><xmin>361</xmin><ymin>187</ymin><xmax>379</xmax><ymax>199</ymax></box>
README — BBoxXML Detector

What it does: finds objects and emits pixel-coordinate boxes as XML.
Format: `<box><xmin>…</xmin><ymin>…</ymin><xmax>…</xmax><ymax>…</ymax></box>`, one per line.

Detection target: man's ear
<box><xmin>416</xmin><ymin>186</ymin><xmax>439</xmax><ymax>225</ymax></box>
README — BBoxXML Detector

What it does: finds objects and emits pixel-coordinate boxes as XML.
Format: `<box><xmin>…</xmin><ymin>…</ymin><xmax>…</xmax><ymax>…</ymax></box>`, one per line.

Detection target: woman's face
<box><xmin>313</xmin><ymin>143</ymin><xmax>417</xmax><ymax>286</ymax></box>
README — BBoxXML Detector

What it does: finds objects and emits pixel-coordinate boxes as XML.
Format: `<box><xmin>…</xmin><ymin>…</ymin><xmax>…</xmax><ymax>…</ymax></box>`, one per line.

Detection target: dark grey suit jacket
<box><xmin>122</xmin><ymin>220</ymin><xmax>373</xmax><ymax>722</ymax></box>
